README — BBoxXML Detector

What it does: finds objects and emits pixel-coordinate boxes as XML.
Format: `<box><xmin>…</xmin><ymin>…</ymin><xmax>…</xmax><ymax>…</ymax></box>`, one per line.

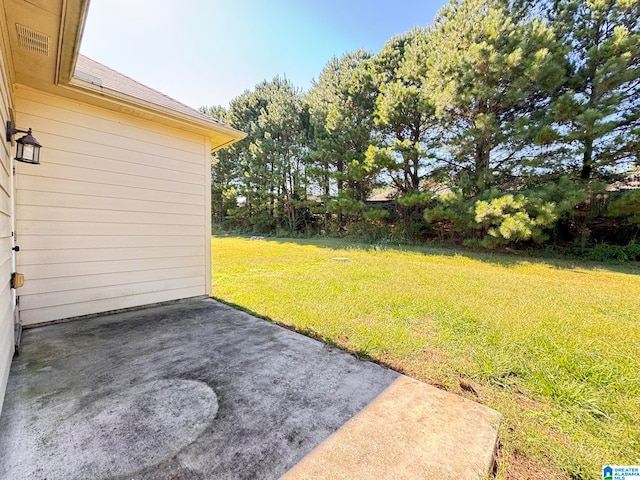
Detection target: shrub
<box><xmin>327</xmin><ymin>198</ymin><xmax>367</xmax><ymax>218</ymax></box>
<box><xmin>351</xmin><ymin>208</ymin><xmax>391</xmax><ymax>240</ymax></box>
<box><xmin>566</xmin><ymin>243</ymin><xmax>640</xmax><ymax>262</ymax></box>
<box><xmin>623</xmin><ymin>243</ymin><xmax>640</xmax><ymax>261</ymax></box>
<box><xmin>607</xmin><ymin>191</ymin><xmax>640</xmax><ymax>224</ymax></box>
<box><xmin>397</xmin><ymin>191</ymin><xmax>434</xmax><ymax>208</ymax></box>
<box><xmin>474</xmin><ymin>192</ymin><xmax>558</xmax><ymax>247</ymax></box>
<box><xmin>587</xmin><ymin>244</ymin><xmax>629</xmax><ymax>262</ymax></box>
<box><xmin>424</xmin><ymin>188</ymin><xmax>561</xmax><ymax>247</ymax></box>
<box><xmin>422</xmin><ymin>178</ymin><xmax>596</xmax><ymax>248</ymax></box>
<box><xmin>423</xmin><ymin>190</ymin><xmax>475</xmax><ymax>239</ymax></box>
<box><xmin>249</xmin><ymin>211</ymin><xmax>276</xmax><ymax>234</ymax></box>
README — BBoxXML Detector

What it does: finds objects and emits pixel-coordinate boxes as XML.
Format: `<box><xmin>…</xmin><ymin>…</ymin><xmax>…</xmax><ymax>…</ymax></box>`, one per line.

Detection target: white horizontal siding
<box><xmin>18</xmin><ymin>174</ymin><xmax>204</xmax><ymax>206</ymax></box>
<box><xmin>19</xmin><ymin>286</ymin><xmax>205</xmax><ymax>325</ymax></box>
<box><xmin>17</xmin><ymin>205</ymin><xmax>204</xmax><ymax>226</ymax></box>
<box><xmin>18</xmin><ymin>246</ymin><xmax>205</xmax><ymax>265</ymax></box>
<box><xmin>19</xmin><ymin>256</ymin><xmax>204</xmax><ymax>280</ymax></box>
<box><xmin>21</xmin><ymin>276</ymin><xmax>205</xmax><ymax>310</ymax></box>
<box><xmin>15</xmin><ymin>95</ymin><xmax>205</xmax><ymax>158</ymax></box>
<box><xmin>20</xmin><ymin>265</ymin><xmax>206</xmax><ymax>295</ymax></box>
<box><xmin>15</xmin><ymin>154</ymin><xmax>205</xmax><ymax>196</ymax></box>
<box><xmin>0</xmin><ymin>28</ymin><xmax>14</xmax><ymax>415</ymax></box>
<box><xmin>20</xmin><ymin>191</ymin><xmax>205</xmax><ymax>215</ymax></box>
<box><xmin>16</xmin><ymin>220</ymin><xmax>205</xmax><ymax>237</ymax></box>
<box><xmin>18</xmin><ymin>234</ymin><xmax>205</xmax><ymax>250</ymax></box>
<box><xmin>20</xmin><ymin>131</ymin><xmax>205</xmax><ymax>185</ymax></box>
<box><xmin>15</xmin><ymin>86</ymin><xmax>211</xmax><ymax>326</ymax></box>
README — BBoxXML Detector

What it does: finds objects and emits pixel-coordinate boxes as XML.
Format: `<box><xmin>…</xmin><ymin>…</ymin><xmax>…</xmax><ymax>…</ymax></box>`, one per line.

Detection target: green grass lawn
<box><xmin>211</xmin><ymin>236</ymin><xmax>640</xmax><ymax>479</ymax></box>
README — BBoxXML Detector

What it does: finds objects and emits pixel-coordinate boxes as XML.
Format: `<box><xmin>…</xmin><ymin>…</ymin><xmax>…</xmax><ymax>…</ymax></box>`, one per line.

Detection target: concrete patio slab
<box><xmin>282</xmin><ymin>376</ymin><xmax>501</xmax><ymax>479</ymax></box>
<box><xmin>0</xmin><ymin>298</ymin><xmax>500</xmax><ymax>479</ymax></box>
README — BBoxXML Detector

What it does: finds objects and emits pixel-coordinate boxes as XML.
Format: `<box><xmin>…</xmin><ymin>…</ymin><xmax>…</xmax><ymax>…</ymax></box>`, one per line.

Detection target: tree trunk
<box><xmin>337</xmin><ymin>158</ymin><xmax>344</xmax><ymax>228</ymax></box>
<box><xmin>410</xmin><ymin>128</ymin><xmax>421</xmax><ymax>191</ymax></box>
<box><xmin>474</xmin><ymin>137</ymin><xmax>491</xmax><ymax>195</ymax></box>
<box><xmin>403</xmin><ymin>157</ymin><xmax>410</xmax><ymax>193</ymax></box>
<box><xmin>581</xmin><ymin>137</ymin><xmax>593</xmax><ymax>180</ymax></box>
<box><xmin>410</xmin><ymin>159</ymin><xmax>420</xmax><ymax>192</ymax></box>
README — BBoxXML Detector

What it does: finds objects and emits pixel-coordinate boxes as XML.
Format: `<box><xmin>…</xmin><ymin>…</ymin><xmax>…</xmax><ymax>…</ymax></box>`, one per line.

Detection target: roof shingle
<box><xmin>74</xmin><ymin>55</ymin><xmax>227</xmax><ymax>128</ymax></box>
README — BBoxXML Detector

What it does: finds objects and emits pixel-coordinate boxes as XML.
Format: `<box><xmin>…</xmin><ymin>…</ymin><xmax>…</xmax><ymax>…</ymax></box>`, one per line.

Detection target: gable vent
<box><xmin>16</xmin><ymin>24</ymin><xmax>49</xmax><ymax>56</ymax></box>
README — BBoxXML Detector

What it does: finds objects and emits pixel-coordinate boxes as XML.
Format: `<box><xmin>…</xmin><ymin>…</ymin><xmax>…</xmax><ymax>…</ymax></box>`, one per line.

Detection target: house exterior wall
<box><xmin>14</xmin><ymin>85</ymin><xmax>212</xmax><ymax>326</ymax></box>
<box><xmin>0</xmin><ymin>25</ymin><xmax>15</xmax><ymax>414</ymax></box>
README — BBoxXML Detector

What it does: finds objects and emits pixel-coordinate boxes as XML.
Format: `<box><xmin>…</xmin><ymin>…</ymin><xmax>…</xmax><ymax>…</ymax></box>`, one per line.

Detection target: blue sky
<box><xmin>80</xmin><ymin>0</ymin><xmax>448</xmax><ymax>110</ymax></box>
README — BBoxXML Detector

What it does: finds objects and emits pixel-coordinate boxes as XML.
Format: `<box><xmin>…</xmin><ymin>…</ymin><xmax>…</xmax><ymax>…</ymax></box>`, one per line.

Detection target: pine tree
<box><xmin>370</xmin><ymin>28</ymin><xmax>437</xmax><ymax>194</ymax></box>
<box><xmin>419</xmin><ymin>0</ymin><xmax>565</xmax><ymax>195</ymax></box>
<box><xmin>549</xmin><ymin>0</ymin><xmax>640</xmax><ymax>181</ymax></box>
<box><xmin>213</xmin><ymin>77</ymin><xmax>311</xmax><ymax>232</ymax></box>
<box><xmin>307</xmin><ymin>51</ymin><xmax>380</xmax><ymax>228</ymax></box>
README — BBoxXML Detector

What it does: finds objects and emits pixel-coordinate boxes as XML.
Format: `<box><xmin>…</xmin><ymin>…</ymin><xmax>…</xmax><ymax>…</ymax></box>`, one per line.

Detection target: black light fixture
<box><xmin>6</xmin><ymin>120</ymin><xmax>41</xmax><ymax>164</ymax></box>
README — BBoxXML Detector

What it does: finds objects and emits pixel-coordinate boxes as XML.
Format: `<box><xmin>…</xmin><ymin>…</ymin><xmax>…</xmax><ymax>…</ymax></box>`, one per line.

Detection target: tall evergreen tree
<box><xmin>370</xmin><ymin>28</ymin><xmax>437</xmax><ymax>194</ymax></box>
<box><xmin>307</xmin><ymin>51</ymin><xmax>380</xmax><ymax>226</ymax></box>
<box><xmin>211</xmin><ymin>77</ymin><xmax>311</xmax><ymax>232</ymax></box>
<box><xmin>548</xmin><ymin>0</ymin><xmax>640</xmax><ymax>180</ymax></box>
<box><xmin>200</xmin><ymin>105</ymin><xmax>241</xmax><ymax>228</ymax></box>
<box><xmin>418</xmin><ymin>0</ymin><xmax>565</xmax><ymax>196</ymax></box>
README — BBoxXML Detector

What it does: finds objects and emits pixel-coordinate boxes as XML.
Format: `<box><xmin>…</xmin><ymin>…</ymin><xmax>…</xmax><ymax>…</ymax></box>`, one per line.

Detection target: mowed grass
<box><xmin>211</xmin><ymin>236</ymin><xmax>640</xmax><ymax>479</ymax></box>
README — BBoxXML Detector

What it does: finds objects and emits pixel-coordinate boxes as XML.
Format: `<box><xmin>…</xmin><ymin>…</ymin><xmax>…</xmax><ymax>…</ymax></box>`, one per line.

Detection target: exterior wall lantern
<box><xmin>6</xmin><ymin>120</ymin><xmax>41</xmax><ymax>164</ymax></box>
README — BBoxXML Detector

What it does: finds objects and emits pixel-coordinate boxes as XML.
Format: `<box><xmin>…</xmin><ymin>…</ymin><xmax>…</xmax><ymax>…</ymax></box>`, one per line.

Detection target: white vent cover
<box><xmin>16</xmin><ymin>24</ymin><xmax>49</xmax><ymax>56</ymax></box>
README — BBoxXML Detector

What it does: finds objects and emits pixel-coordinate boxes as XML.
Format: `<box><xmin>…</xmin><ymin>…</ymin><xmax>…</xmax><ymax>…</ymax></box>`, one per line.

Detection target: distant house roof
<box><xmin>367</xmin><ymin>183</ymin><xmax>452</xmax><ymax>202</ymax></box>
<box><xmin>74</xmin><ymin>55</ymin><xmax>228</xmax><ymax>129</ymax></box>
<box><xmin>368</xmin><ymin>189</ymin><xmax>397</xmax><ymax>202</ymax></box>
<box><xmin>607</xmin><ymin>170</ymin><xmax>640</xmax><ymax>191</ymax></box>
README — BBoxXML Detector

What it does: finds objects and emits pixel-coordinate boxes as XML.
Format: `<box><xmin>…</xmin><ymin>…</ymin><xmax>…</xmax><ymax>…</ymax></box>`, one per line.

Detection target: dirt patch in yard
<box><xmin>504</xmin><ymin>452</ymin><xmax>569</xmax><ymax>480</ymax></box>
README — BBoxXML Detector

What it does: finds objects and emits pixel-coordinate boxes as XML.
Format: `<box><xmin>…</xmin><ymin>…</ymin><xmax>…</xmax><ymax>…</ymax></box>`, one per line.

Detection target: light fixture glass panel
<box><xmin>22</xmin><ymin>144</ymin><xmax>34</xmax><ymax>162</ymax></box>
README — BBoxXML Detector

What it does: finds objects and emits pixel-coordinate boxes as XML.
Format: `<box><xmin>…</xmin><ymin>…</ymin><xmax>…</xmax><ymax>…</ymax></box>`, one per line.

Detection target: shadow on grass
<box><xmin>214</xmin><ymin>234</ymin><xmax>640</xmax><ymax>276</ymax></box>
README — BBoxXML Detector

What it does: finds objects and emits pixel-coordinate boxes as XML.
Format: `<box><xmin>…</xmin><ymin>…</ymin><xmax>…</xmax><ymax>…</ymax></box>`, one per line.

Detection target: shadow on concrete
<box><xmin>0</xmin><ymin>298</ymin><xmax>500</xmax><ymax>479</ymax></box>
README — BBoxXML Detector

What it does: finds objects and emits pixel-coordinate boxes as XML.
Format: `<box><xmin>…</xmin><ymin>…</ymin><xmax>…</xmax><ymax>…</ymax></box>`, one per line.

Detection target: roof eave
<box><xmin>56</xmin><ymin>0</ymin><xmax>91</xmax><ymax>85</ymax></box>
<box><xmin>65</xmin><ymin>77</ymin><xmax>246</xmax><ymax>149</ymax></box>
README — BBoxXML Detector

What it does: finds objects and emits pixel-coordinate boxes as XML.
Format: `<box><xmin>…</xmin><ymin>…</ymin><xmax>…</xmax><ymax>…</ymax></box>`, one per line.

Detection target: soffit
<box><xmin>2</xmin><ymin>0</ymin><xmax>87</xmax><ymax>88</ymax></box>
<box><xmin>3</xmin><ymin>0</ymin><xmax>63</xmax><ymax>87</ymax></box>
